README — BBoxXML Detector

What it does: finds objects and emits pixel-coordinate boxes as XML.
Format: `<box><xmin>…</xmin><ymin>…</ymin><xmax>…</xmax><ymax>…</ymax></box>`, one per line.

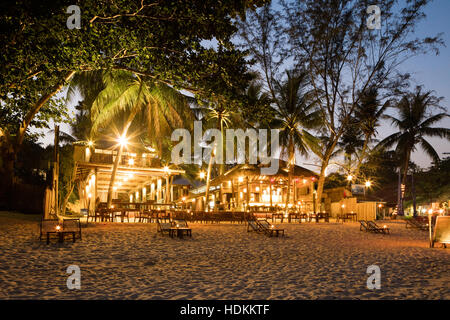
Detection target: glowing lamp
<box><xmin>56</xmin><ymin>225</ymin><xmax>61</xmax><ymax>231</ymax></box>
<box><xmin>199</xmin><ymin>171</ymin><xmax>206</xmax><ymax>179</ymax></box>
<box><xmin>117</xmin><ymin>134</ymin><xmax>128</xmax><ymax>147</ymax></box>
<box><xmin>347</xmin><ymin>175</ymin><xmax>353</xmax><ymax>181</ymax></box>
<box><xmin>365</xmin><ymin>181</ymin><xmax>372</xmax><ymax>188</ymax></box>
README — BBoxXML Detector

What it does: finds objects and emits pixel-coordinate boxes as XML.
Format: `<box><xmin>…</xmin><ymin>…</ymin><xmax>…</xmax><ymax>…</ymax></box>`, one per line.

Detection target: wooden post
<box><xmin>246</xmin><ymin>176</ymin><xmax>250</xmax><ymax>210</ymax></box>
<box><xmin>53</xmin><ymin>125</ymin><xmax>59</xmax><ymax>216</ymax></box>
<box><xmin>269</xmin><ymin>181</ymin><xmax>273</xmax><ymax>208</ymax></box>
<box><xmin>236</xmin><ymin>180</ymin><xmax>240</xmax><ymax>209</ymax></box>
<box><xmin>165</xmin><ymin>175</ymin><xmax>170</xmax><ymax>204</ymax></box>
<box><xmin>94</xmin><ymin>168</ymin><xmax>98</xmax><ymax>211</ymax></box>
<box><xmin>231</xmin><ymin>179</ymin><xmax>235</xmax><ymax>210</ymax></box>
<box><xmin>204</xmin><ymin>146</ymin><xmax>215</xmax><ymax>212</ymax></box>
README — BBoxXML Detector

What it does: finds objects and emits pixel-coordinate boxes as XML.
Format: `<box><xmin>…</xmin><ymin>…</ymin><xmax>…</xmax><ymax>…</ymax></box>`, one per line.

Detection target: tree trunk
<box><xmin>316</xmin><ymin>152</ymin><xmax>333</xmax><ymax>213</ymax></box>
<box><xmin>218</xmin><ymin>113</ymin><xmax>225</xmax><ymax>176</ymax></box>
<box><xmin>284</xmin><ymin>137</ymin><xmax>294</xmax><ymax>214</ymax></box>
<box><xmin>411</xmin><ymin>170</ymin><xmax>417</xmax><ymax>217</ymax></box>
<box><xmin>398</xmin><ymin>149</ymin><xmax>411</xmax><ymax>216</ymax></box>
<box><xmin>106</xmin><ymin>84</ymin><xmax>143</xmax><ymax>208</ymax></box>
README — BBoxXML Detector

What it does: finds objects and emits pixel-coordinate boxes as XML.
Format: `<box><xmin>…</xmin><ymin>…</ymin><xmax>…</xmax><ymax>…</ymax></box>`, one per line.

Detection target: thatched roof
<box><xmin>213</xmin><ymin>159</ymin><xmax>318</xmax><ymax>184</ymax></box>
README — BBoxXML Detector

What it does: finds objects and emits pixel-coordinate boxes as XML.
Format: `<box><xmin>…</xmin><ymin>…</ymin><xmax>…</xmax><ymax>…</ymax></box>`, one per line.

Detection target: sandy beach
<box><xmin>0</xmin><ymin>212</ymin><xmax>448</xmax><ymax>300</ymax></box>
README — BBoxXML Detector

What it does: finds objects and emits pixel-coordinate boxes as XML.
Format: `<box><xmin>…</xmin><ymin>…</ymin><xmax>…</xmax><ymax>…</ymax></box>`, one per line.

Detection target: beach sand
<box><xmin>0</xmin><ymin>212</ymin><xmax>448</xmax><ymax>299</ymax></box>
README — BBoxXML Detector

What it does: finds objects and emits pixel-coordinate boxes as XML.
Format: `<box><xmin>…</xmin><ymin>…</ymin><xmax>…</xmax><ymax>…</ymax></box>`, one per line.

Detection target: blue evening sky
<box><xmin>37</xmin><ymin>0</ymin><xmax>449</xmax><ymax>171</ymax></box>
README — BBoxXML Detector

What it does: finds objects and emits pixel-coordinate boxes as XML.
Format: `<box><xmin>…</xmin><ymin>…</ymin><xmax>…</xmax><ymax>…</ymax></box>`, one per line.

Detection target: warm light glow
<box><xmin>365</xmin><ymin>180</ymin><xmax>372</xmax><ymax>188</ymax></box>
<box><xmin>341</xmin><ymin>204</ymin><xmax>345</xmax><ymax>208</ymax></box>
<box><xmin>56</xmin><ymin>225</ymin><xmax>61</xmax><ymax>231</ymax></box>
<box><xmin>238</xmin><ymin>176</ymin><xmax>244</xmax><ymax>183</ymax></box>
<box><xmin>87</xmin><ymin>140</ymin><xmax>94</xmax><ymax>147</ymax></box>
<box><xmin>421</xmin><ymin>208</ymin><xmax>426</xmax><ymax>214</ymax></box>
<box><xmin>378</xmin><ymin>204</ymin><xmax>383</xmax><ymax>208</ymax></box>
<box><xmin>163</xmin><ymin>166</ymin><xmax>169</xmax><ymax>173</ymax></box>
<box><xmin>88</xmin><ymin>193</ymin><xmax>92</xmax><ymax>198</ymax></box>
<box><xmin>182</xmin><ymin>197</ymin><xmax>186</xmax><ymax>201</ymax></box>
<box><xmin>428</xmin><ymin>209</ymin><xmax>433</xmax><ymax>215</ymax></box>
<box><xmin>439</xmin><ymin>209</ymin><xmax>444</xmax><ymax>214</ymax></box>
<box><xmin>383</xmin><ymin>225</ymin><xmax>387</xmax><ymax>229</ymax></box>
<box><xmin>347</xmin><ymin>175</ymin><xmax>353</xmax><ymax>181</ymax></box>
<box><xmin>255</xmin><ymin>186</ymin><xmax>260</xmax><ymax>192</ymax></box>
<box><xmin>199</xmin><ymin>171</ymin><xmax>206</xmax><ymax>179</ymax></box>
<box><xmin>243</xmin><ymin>188</ymin><xmax>247</xmax><ymax>193</ymax></box>
<box><xmin>113</xmin><ymin>186</ymin><xmax>117</xmax><ymax>191</ymax></box>
<box><xmin>302</xmin><ymin>179</ymin><xmax>307</xmax><ymax>184</ymax></box>
<box><xmin>117</xmin><ymin>134</ymin><xmax>128</xmax><ymax>147</ymax></box>
<box><xmin>128</xmin><ymin>158</ymin><xmax>135</xmax><ymax>166</ymax></box>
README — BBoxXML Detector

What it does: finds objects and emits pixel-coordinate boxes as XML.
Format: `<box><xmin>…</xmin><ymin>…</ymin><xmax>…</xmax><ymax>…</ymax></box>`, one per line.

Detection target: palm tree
<box><xmin>339</xmin><ymin>88</ymin><xmax>389</xmax><ymax>180</ymax></box>
<box><xmin>379</xmin><ymin>87</ymin><xmax>449</xmax><ymax>193</ymax></box>
<box><xmin>89</xmin><ymin>71</ymin><xmax>194</xmax><ymax>207</ymax></box>
<box><xmin>270</xmin><ymin>70</ymin><xmax>321</xmax><ymax>211</ymax></box>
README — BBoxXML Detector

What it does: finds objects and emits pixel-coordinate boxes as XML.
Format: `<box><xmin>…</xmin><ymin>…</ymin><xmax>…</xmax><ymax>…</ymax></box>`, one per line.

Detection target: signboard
<box><xmin>432</xmin><ymin>216</ymin><xmax>450</xmax><ymax>247</ymax></box>
<box><xmin>351</xmin><ymin>184</ymin><xmax>365</xmax><ymax>195</ymax></box>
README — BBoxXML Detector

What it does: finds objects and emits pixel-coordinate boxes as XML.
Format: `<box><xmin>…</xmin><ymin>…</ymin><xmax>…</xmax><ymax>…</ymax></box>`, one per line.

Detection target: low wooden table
<box><xmin>268</xmin><ymin>228</ymin><xmax>285</xmax><ymax>237</ymax></box>
<box><xmin>169</xmin><ymin>227</ymin><xmax>192</xmax><ymax>239</ymax></box>
<box><xmin>46</xmin><ymin>231</ymin><xmax>76</xmax><ymax>244</ymax></box>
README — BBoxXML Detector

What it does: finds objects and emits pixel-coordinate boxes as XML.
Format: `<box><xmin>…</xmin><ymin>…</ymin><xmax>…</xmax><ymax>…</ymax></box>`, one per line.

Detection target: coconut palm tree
<box><xmin>379</xmin><ymin>87</ymin><xmax>450</xmax><ymax>187</ymax></box>
<box><xmin>270</xmin><ymin>70</ymin><xmax>321</xmax><ymax>211</ymax></box>
<box><xmin>88</xmin><ymin>70</ymin><xmax>194</xmax><ymax>207</ymax></box>
<box><xmin>338</xmin><ymin>88</ymin><xmax>389</xmax><ymax>180</ymax></box>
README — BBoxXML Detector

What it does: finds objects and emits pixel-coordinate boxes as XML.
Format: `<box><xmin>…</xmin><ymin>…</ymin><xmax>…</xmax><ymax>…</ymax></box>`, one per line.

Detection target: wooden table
<box><xmin>169</xmin><ymin>227</ymin><xmax>192</xmax><ymax>239</ymax></box>
<box><xmin>267</xmin><ymin>228</ymin><xmax>285</xmax><ymax>237</ymax></box>
<box><xmin>46</xmin><ymin>231</ymin><xmax>76</xmax><ymax>244</ymax></box>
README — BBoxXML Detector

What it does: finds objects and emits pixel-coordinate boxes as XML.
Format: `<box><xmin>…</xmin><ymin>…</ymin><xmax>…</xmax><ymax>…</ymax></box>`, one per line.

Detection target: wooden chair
<box><xmin>156</xmin><ymin>218</ymin><xmax>172</xmax><ymax>236</ymax></box>
<box><xmin>63</xmin><ymin>219</ymin><xmax>82</xmax><ymax>240</ymax></box>
<box><xmin>39</xmin><ymin>219</ymin><xmax>59</xmax><ymax>242</ymax></box>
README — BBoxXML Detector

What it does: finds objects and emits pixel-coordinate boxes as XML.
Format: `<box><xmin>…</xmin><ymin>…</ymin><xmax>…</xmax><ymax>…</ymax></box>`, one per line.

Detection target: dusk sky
<box><xmin>37</xmin><ymin>0</ymin><xmax>450</xmax><ymax>171</ymax></box>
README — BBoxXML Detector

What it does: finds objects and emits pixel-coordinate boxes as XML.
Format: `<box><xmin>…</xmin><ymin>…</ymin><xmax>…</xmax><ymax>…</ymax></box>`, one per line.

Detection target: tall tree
<box><xmin>280</xmin><ymin>0</ymin><xmax>443</xmax><ymax>208</ymax></box>
<box><xmin>0</xmin><ymin>0</ymin><xmax>265</xmax><ymax>189</ymax></box>
<box><xmin>378</xmin><ymin>87</ymin><xmax>449</xmax><ymax>187</ymax></box>
<box><xmin>270</xmin><ymin>70</ymin><xmax>321</xmax><ymax>211</ymax></box>
<box><xmin>89</xmin><ymin>70</ymin><xmax>194</xmax><ymax>207</ymax></box>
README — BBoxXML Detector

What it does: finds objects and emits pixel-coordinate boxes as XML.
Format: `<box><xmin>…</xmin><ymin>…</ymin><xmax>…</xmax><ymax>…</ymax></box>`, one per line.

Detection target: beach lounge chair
<box><xmin>157</xmin><ymin>219</ymin><xmax>172</xmax><ymax>236</ymax></box>
<box><xmin>367</xmin><ymin>221</ymin><xmax>390</xmax><ymax>234</ymax></box>
<box><xmin>257</xmin><ymin>219</ymin><xmax>285</xmax><ymax>237</ymax></box>
<box><xmin>406</xmin><ymin>218</ymin><xmax>428</xmax><ymax>231</ymax></box>
<box><xmin>359</xmin><ymin>220</ymin><xmax>370</xmax><ymax>231</ymax></box>
<box><xmin>63</xmin><ymin>219</ymin><xmax>82</xmax><ymax>240</ymax></box>
<box><xmin>247</xmin><ymin>220</ymin><xmax>263</xmax><ymax>233</ymax></box>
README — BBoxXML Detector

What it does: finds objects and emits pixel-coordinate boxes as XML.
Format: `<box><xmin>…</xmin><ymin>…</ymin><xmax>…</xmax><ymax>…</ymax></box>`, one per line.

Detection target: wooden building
<box><xmin>74</xmin><ymin>145</ymin><xmax>184</xmax><ymax>212</ymax></box>
<box><xmin>184</xmin><ymin>160</ymin><xmax>318</xmax><ymax>211</ymax></box>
